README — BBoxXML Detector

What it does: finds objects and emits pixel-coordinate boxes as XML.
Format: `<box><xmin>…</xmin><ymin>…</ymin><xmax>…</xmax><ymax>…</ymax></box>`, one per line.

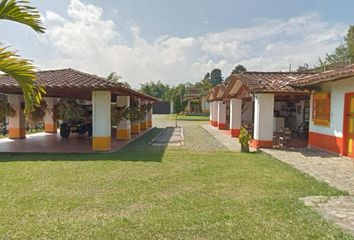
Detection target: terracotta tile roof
<box><xmin>236</xmin><ymin>72</ymin><xmax>315</xmax><ymax>93</ymax></box>
<box><xmin>290</xmin><ymin>64</ymin><xmax>354</xmax><ymax>86</ymax></box>
<box><xmin>0</xmin><ymin>68</ymin><xmax>157</xmax><ymax>101</ymax></box>
<box><xmin>207</xmin><ymin>84</ymin><xmax>225</xmax><ymax>101</ymax></box>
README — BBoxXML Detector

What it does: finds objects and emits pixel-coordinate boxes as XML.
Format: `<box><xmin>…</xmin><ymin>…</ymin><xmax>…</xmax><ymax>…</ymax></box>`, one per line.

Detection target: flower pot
<box><xmin>241</xmin><ymin>144</ymin><xmax>250</xmax><ymax>153</ymax></box>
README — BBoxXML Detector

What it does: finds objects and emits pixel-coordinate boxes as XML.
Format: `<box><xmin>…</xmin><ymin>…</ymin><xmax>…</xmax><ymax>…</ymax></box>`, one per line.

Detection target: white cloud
<box><xmin>40</xmin><ymin>0</ymin><xmax>347</xmax><ymax>88</ymax></box>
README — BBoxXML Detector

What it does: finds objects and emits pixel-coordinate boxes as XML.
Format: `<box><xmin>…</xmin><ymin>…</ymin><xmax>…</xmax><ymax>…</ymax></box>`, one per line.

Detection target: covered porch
<box><xmin>209</xmin><ymin>71</ymin><xmax>314</xmax><ymax>149</ymax></box>
<box><xmin>0</xmin><ymin>69</ymin><xmax>156</xmax><ymax>152</ymax></box>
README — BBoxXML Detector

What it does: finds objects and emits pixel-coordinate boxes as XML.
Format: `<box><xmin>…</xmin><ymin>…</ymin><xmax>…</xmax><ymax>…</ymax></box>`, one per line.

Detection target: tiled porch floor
<box><xmin>0</xmin><ymin>128</ymin><xmax>154</xmax><ymax>153</ymax></box>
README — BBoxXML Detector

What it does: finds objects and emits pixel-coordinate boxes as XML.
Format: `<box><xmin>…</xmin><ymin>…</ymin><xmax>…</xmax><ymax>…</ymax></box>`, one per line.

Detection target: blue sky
<box><xmin>1</xmin><ymin>0</ymin><xmax>353</xmax><ymax>87</ymax></box>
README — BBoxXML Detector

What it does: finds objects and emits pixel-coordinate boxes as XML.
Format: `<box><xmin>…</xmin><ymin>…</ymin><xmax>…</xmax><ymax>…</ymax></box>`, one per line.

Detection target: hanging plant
<box><xmin>53</xmin><ymin>99</ymin><xmax>87</xmax><ymax>122</ymax></box>
<box><xmin>26</xmin><ymin>101</ymin><xmax>47</xmax><ymax>124</ymax></box>
<box><xmin>111</xmin><ymin>105</ymin><xmax>130</xmax><ymax>126</ymax></box>
<box><xmin>0</xmin><ymin>101</ymin><xmax>16</xmax><ymax>119</ymax></box>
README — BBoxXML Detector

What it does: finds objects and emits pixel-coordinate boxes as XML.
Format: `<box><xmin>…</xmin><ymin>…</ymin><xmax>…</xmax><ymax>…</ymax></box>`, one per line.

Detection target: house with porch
<box><xmin>209</xmin><ymin>64</ymin><xmax>354</xmax><ymax>157</ymax></box>
<box><xmin>0</xmin><ymin>68</ymin><xmax>156</xmax><ymax>152</ymax></box>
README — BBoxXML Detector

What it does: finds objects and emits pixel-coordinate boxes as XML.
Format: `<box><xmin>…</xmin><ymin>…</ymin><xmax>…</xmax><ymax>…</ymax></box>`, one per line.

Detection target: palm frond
<box><xmin>0</xmin><ymin>45</ymin><xmax>45</xmax><ymax>112</ymax></box>
<box><xmin>0</xmin><ymin>0</ymin><xmax>45</xmax><ymax>33</ymax></box>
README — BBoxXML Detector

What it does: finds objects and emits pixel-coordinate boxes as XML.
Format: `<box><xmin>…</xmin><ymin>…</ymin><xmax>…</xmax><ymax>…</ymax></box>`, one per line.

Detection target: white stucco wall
<box><xmin>217</xmin><ymin>101</ymin><xmax>226</xmax><ymax>124</ymax></box>
<box><xmin>230</xmin><ymin>98</ymin><xmax>242</xmax><ymax>129</ymax></box>
<box><xmin>309</xmin><ymin>77</ymin><xmax>354</xmax><ymax>138</ymax></box>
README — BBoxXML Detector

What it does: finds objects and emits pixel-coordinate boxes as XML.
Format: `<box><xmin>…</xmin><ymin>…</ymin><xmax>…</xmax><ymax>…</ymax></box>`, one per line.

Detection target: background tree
<box><xmin>210</xmin><ymin>68</ymin><xmax>223</xmax><ymax>86</ymax></box>
<box><xmin>346</xmin><ymin>25</ymin><xmax>354</xmax><ymax>63</ymax></box>
<box><xmin>107</xmin><ymin>72</ymin><xmax>122</xmax><ymax>82</ymax></box>
<box><xmin>296</xmin><ymin>63</ymin><xmax>309</xmax><ymax>72</ymax></box>
<box><xmin>140</xmin><ymin>80</ymin><xmax>170</xmax><ymax>100</ymax></box>
<box><xmin>232</xmin><ymin>64</ymin><xmax>247</xmax><ymax>74</ymax></box>
<box><xmin>0</xmin><ymin>0</ymin><xmax>45</xmax><ymax>112</ymax></box>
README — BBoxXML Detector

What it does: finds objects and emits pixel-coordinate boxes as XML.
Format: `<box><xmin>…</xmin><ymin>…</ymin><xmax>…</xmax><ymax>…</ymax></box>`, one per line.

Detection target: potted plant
<box><xmin>239</xmin><ymin>127</ymin><xmax>252</xmax><ymax>153</ymax></box>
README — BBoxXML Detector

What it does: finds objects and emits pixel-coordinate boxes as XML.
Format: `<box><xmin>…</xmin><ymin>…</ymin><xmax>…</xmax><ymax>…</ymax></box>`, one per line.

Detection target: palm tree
<box><xmin>0</xmin><ymin>0</ymin><xmax>45</xmax><ymax>112</ymax></box>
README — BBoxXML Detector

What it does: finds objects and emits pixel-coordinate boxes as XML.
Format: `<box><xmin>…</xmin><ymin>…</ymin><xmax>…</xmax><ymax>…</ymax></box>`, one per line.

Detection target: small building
<box><xmin>184</xmin><ymin>87</ymin><xmax>209</xmax><ymax>114</ymax></box>
<box><xmin>208</xmin><ymin>64</ymin><xmax>354</xmax><ymax>157</ymax></box>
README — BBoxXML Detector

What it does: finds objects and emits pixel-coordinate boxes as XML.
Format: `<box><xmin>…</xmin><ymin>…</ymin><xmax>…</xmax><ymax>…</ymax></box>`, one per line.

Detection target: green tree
<box><xmin>232</xmin><ymin>64</ymin><xmax>247</xmax><ymax>74</ymax></box>
<box><xmin>346</xmin><ymin>25</ymin><xmax>354</xmax><ymax>63</ymax></box>
<box><xmin>140</xmin><ymin>80</ymin><xmax>170</xmax><ymax>100</ymax></box>
<box><xmin>0</xmin><ymin>0</ymin><xmax>45</xmax><ymax>112</ymax></box>
<box><xmin>210</xmin><ymin>68</ymin><xmax>223</xmax><ymax>86</ymax></box>
<box><xmin>107</xmin><ymin>72</ymin><xmax>122</xmax><ymax>82</ymax></box>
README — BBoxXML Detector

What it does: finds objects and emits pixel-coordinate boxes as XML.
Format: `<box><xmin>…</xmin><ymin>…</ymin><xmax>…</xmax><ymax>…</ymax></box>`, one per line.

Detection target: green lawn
<box><xmin>0</xmin><ymin>126</ymin><xmax>352</xmax><ymax>239</ymax></box>
<box><xmin>169</xmin><ymin>114</ymin><xmax>210</xmax><ymax>121</ymax></box>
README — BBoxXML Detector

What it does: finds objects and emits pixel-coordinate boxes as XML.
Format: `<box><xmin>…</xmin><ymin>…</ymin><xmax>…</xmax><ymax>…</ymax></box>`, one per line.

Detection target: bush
<box><xmin>239</xmin><ymin>127</ymin><xmax>252</xmax><ymax>153</ymax></box>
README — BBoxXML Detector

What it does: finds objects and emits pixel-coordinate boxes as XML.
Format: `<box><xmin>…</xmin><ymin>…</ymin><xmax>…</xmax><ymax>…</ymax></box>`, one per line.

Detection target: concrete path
<box><xmin>151</xmin><ymin>127</ymin><xmax>184</xmax><ymax>146</ymax></box>
<box><xmin>262</xmin><ymin>148</ymin><xmax>354</xmax><ymax>194</ymax></box>
<box><xmin>202</xmin><ymin>125</ymin><xmax>241</xmax><ymax>152</ymax></box>
<box><xmin>262</xmin><ymin>148</ymin><xmax>354</xmax><ymax>235</ymax></box>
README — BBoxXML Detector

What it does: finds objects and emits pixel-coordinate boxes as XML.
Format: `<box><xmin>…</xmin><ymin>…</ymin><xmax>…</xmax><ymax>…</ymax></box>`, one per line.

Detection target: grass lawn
<box><xmin>0</xmin><ymin>126</ymin><xmax>352</xmax><ymax>239</ymax></box>
<box><xmin>169</xmin><ymin>114</ymin><xmax>209</xmax><ymax>121</ymax></box>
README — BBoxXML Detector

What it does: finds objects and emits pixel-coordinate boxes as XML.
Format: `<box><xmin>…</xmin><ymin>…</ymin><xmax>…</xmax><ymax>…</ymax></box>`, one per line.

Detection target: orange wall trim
<box><xmin>308</xmin><ymin>131</ymin><xmax>343</xmax><ymax>155</ymax></box>
<box><xmin>140</xmin><ymin>121</ymin><xmax>147</xmax><ymax>130</ymax></box>
<box><xmin>45</xmin><ymin>123</ymin><xmax>57</xmax><ymax>133</ymax></box>
<box><xmin>218</xmin><ymin>123</ymin><xmax>227</xmax><ymax>130</ymax></box>
<box><xmin>131</xmin><ymin>124</ymin><xmax>141</xmax><ymax>134</ymax></box>
<box><xmin>116</xmin><ymin>128</ymin><xmax>130</xmax><ymax>140</ymax></box>
<box><xmin>9</xmin><ymin>128</ymin><xmax>26</xmax><ymax>139</ymax></box>
<box><xmin>212</xmin><ymin>121</ymin><xmax>218</xmax><ymax>127</ymax></box>
<box><xmin>230</xmin><ymin>129</ymin><xmax>240</xmax><ymax>138</ymax></box>
<box><xmin>92</xmin><ymin>136</ymin><xmax>111</xmax><ymax>151</ymax></box>
<box><xmin>250</xmin><ymin>139</ymin><xmax>273</xmax><ymax>149</ymax></box>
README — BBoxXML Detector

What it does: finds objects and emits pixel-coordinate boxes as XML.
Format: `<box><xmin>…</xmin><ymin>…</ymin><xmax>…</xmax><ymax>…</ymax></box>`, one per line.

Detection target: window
<box><xmin>312</xmin><ymin>92</ymin><xmax>330</xmax><ymax>127</ymax></box>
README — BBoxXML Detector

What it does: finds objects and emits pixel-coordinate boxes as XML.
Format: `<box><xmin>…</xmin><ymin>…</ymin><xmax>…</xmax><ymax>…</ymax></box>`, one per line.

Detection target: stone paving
<box><xmin>150</xmin><ymin>127</ymin><xmax>184</xmax><ymax>146</ymax></box>
<box><xmin>202</xmin><ymin>124</ymin><xmax>241</xmax><ymax>152</ymax></box>
<box><xmin>301</xmin><ymin>196</ymin><xmax>354</xmax><ymax>235</ymax></box>
<box><xmin>262</xmin><ymin>148</ymin><xmax>354</xmax><ymax>235</ymax></box>
<box><xmin>261</xmin><ymin>148</ymin><xmax>354</xmax><ymax>194</ymax></box>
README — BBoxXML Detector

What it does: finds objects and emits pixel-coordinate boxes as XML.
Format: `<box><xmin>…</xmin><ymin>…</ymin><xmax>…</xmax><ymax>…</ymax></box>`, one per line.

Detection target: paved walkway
<box><xmin>151</xmin><ymin>127</ymin><xmax>184</xmax><ymax>146</ymax></box>
<box><xmin>202</xmin><ymin>125</ymin><xmax>241</xmax><ymax>152</ymax></box>
<box><xmin>262</xmin><ymin>148</ymin><xmax>354</xmax><ymax>235</ymax></box>
<box><xmin>262</xmin><ymin>148</ymin><xmax>354</xmax><ymax>194</ymax></box>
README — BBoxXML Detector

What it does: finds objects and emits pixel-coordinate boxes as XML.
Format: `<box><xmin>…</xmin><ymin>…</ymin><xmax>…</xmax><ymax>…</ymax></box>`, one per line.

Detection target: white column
<box><xmin>140</xmin><ymin>99</ymin><xmax>147</xmax><ymax>130</ymax></box>
<box><xmin>8</xmin><ymin>94</ymin><xmax>25</xmax><ymax>139</ymax></box>
<box><xmin>147</xmin><ymin>101</ymin><xmax>153</xmax><ymax>128</ymax></box>
<box><xmin>212</xmin><ymin>101</ymin><xmax>218</xmax><ymax>127</ymax></box>
<box><xmin>116</xmin><ymin>96</ymin><xmax>130</xmax><ymax>140</ymax></box>
<box><xmin>92</xmin><ymin>91</ymin><xmax>111</xmax><ymax>151</ymax></box>
<box><xmin>230</xmin><ymin>98</ymin><xmax>242</xmax><ymax>137</ymax></box>
<box><xmin>209</xmin><ymin>101</ymin><xmax>213</xmax><ymax>125</ymax></box>
<box><xmin>252</xmin><ymin>93</ymin><xmax>274</xmax><ymax>149</ymax></box>
<box><xmin>44</xmin><ymin>97</ymin><xmax>57</xmax><ymax>133</ymax></box>
<box><xmin>131</xmin><ymin>99</ymin><xmax>141</xmax><ymax>134</ymax></box>
<box><xmin>217</xmin><ymin>100</ymin><xmax>227</xmax><ymax>130</ymax></box>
